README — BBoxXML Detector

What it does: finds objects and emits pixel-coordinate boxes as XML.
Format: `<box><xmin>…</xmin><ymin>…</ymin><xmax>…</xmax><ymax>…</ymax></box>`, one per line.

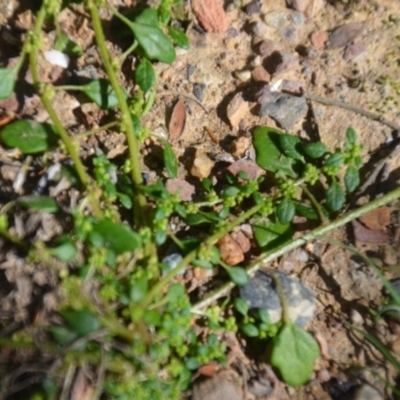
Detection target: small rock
<box><xmin>250</xmin><ymin>55</ymin><xmax>262</xmax><ymax>67</ymax></box>
<box><xmin>281</xmin><ymin>79</ymin><xmax>304</xmax><ymax>94</ymax></box>
<box><xmin>218</xmin><ymin>234</ymin><xmax>245</xmax><ymax>266</ymax></box>
<box><xmin>279</xmin><ymin>24</ymin><xmax>297</xmax><ymax>42</ymax></box>
<box><xmin>350</xmin><ymin>308</ymin><xmax>364</xmax><ymax>325</ymax></box>
<box><xmin>44</xmin><ymin>50</ymin><xmax>70</xmax><ymax>69</ymax></box>
<box><xmin>317</xmin><ymin>369</ymin><xmax>331</xmax><ymax>382</ymax></box>
<box><xmin>193</xmin><ymin>83</ymin><xmax>206</xmax><ymax>102</ymax></box>
<box><xmin>292</xmin><ymin>11</ymin><xmax>305</xmax><ymax>25</ymax></box>
<box><xmin>227</xmin><ymin>93</ymin><xmax>249</xmax><ymax>128</ymax></box>
<box><xmin>1</xmin><ymin>164</ymin><xmax>19</xmax><ymax>181</ymax></box>
<box><xmin>343</xmin><ymin>43</ymin><xmax>366</xmax><ymax>60</ymax></box>
<box><xmin>245</xmin><ymin>0</ymin><xmax>261</xmax><ymax>14</ymax></box>
<box><xmin>259</xmin><ymin>92</ymin><xmax>308</xmax><ymax>131</ymax></box>
<box><xmin>286</xmin><ymin>0</ymin><xmax>309</xmax><ymax>12</ymax></box>
<box><xmin>234</xmin><ymin>70</ymin><xmax>252</xmax><ymax>82</ymax></box>
<box><xmin>252</xmin><ymin>66</ymin><xmax>271</xmax><ymax>83</ymax></box>
<box><xmin>252</xmin><ymin>21</ymin><xmax>269</xmax><ymax>38</ymax></box>
<box><xmin>227</xmin><ymin>159</ymin><xmax>264</xmax><ymax>180</ymax></box>
<box><xmin>327</xmin><ymin>22</ymin><xmax>367</xmax><ymax>50</ymax></box>
<box><xmin>310</xmin><ymin>30</ymin><xmax>328</xmax><ymax>50</ymax></box>
<box><xmin>187</xmin><ymin>65</ymin><xmax>196</xmax><ymax>78</ymax></box>
<box><xmin>348</xmin><ymin>384</ymin><xmax>383</xmax><ymax>400</ymax></box>
<box><xmin>191</xmin><ymin>150</ymin><xmax>214</xmax><ymax>179</ymax></box>
<box><xmin>231</xmin><ymin>136</ymin><xmax>251</xmax><ymax>157</ymax></box>
<box><xmin>240</xmin><ymin>270</ymin><xmax>316</xmax><ymax>326</ymax></box>
<box><xmin>231</xmin><ymin>230</ymin><xmax>251</xmax><ymax>253</ymax></box>
<box><xmin>258</xmin><ymin>39</ymin><xmax>280</xmax><ymax>57</ymax></box>
<box><xmin>165</xmin><ymin>178</ymin><xmax>195</xmax><ymax>201</ymax></box>
<box><xmin>191</xmin><ymin>0</ymin><xmax>229</xmax><ymax>33</ymax></box>
<box><xmin>264</xmin><ymin>10</ymin><xmax>289</xmax><ymax>29</ymax></box>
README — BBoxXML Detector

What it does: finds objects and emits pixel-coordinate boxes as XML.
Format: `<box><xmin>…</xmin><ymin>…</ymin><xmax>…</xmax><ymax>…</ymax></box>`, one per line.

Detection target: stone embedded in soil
<box><xmin>193</xmin><ymin>83</ymin><xmax>206</xmax><ymax>102</ymax></box>
<box><xmin>234</xmin><ymin>70</ymin><xmax>251</xmax><ymax>82</ymax></box>
<box><xmin>343</xmin><ymin>43</ymin><xmax>366</xmax><ymax>60</ymax></box>
<box><xmin>226</xmin><ymin>92</ymin><xmax>249</xmax><ymax>128</ymax></box>
<box><xmin>252</xmin><ymin>21</ymin><xmax>269</xmax><ymax>38</ymax></box>
<box><xmin>191</xmin><ymin>0</ymin><xmax>229</xmax><ymax>33</ymax></box>
<box><xmin>264</xmin><ymin>50</ymin><xmax>299</xmax><ymax>76</ymax></box>
<box><xmin>327</xmin><ymin>22</ymin><xmax>367</xmax><ymax>50</ymax></box>
<box><xmin>264</xmin><ymin>10</ymin><xmax>289</xmax><ymax>30</ymax></box>
<box><xmin>281</xmin><ymin>79</ymin><xmax>305</xmax><ymax>94</ymax></box>
<box><xmin>286</xmin><ymin>0</ymin><xmax>309</xmax><ymax>12</ymax></box>
<box><xmin>190</xmin><ymin>150</ymin><xmax>214</xmax><ymax>179</ymax></box>
<box><xmin>292</xmin><ymin>11</ymin><xmax>305</xmax><ymax>25</ymax></box>
<box><xmin>165</xmin><ymin>178</ymin><xmax>195</xmax><ymax>201</ymax></box>
<box><xmin>259</xmin><ymin>91</ymin><xmax>308</xmax><ymax>131</ymax></box>
<box><xmin>310</xmin><ymin>30</ymin><xmax>328</xmax><ymax>50</ymax></box>
<box><xmin>349</xmin><ymin>384</ymin><xmax>383</xmax><ymax>400</ymax></box>
<box><xmin>257</xmin><ymin>39</ymin><xmax>280</xmax><ymax>57</ymax></box>
<box><xmin>227</xmin><ymin>159</ymin><xmax>264</xmax><ymax>180</ymax></box>
<box><xmin>245</xmin><ymin>0</ymin><xmax>261</xmax><ymax>14</ymax></box>
<box><xmin>279</xmin><ymin>24</ymin><xmax>297</xmax><ymax>42</ymax></box>
<box><xmin>252</xmin><ymin>65</ymin><xmax>271</xmax><ymax>83</ymax></box>
<box><xmin>231</xmin><ymin>136</ymin><xmax>251</xmax><ymax>157</ymax></box>
<box><xmin>240</xmin><ymin>270</ymin><xmax>316</xmax><ymax>327</ymax></box>
<box><xmin>218</xmin><ymin>234</ymin><xmax>245</xmax><ymax>266</ymax></box>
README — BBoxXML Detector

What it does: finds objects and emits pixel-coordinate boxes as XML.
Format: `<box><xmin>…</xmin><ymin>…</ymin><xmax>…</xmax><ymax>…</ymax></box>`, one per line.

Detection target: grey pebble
<box><xmin>259</xmin><ymin>91</ymin><xmax>308</xmax><ymax>131</ymax></box>
<box><xmin>264</xmin><ymin>10</ymin><xmax>289</xmax><ymax>30</ymax></box>
<box><xmin>187</xmin><ymin>65</ymin><xmax>196</xmax><ymax>79</ymax></box>
<box><xmin>292</xmin><ymin>11</ymin><xmax>305</xmax><ymax>26</ymax></box>
<box><xmin>193</xmin><ymin>83</ymin><xmax>206</xmax><ymax>102</ymax></box>
<box><xmin>252</xmin><ymin>21</ymin><xmax>269</xmax><ymax>37</ymax></box>
<box><xmin>342</xmin><ymin>384</ymin><xmax>383</xmax><ymax>400</ymax></box>
<box><xmin>245</xmin><ymin>0</ymin><xmax>261</xmax><ymax>14</ymax></box>
<box><xmin>239</xmin><ymin>270</ymin><xmax>316</xmax><ymax>327</ymax></box>
<box><xmin>279</xmin><ymin>24</ymin><xmax>297</xmax><ymax>42</ymax></box>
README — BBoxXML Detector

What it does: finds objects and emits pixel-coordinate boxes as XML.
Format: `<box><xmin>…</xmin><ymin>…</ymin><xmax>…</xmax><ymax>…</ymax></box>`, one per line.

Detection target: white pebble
<box><xmin>250</xmin><ymin>55</ymin><xmax>262</xmax><ymax>67</ymax></box>
<box><xmin>44</xmin><ymin>50</ymin><xmax>70</xmax><ymax>69</ymax></box>
<box><xmin>235</xmin><ymin>70</ymin><xmax>252</xmax><ymax>82</ymax></box>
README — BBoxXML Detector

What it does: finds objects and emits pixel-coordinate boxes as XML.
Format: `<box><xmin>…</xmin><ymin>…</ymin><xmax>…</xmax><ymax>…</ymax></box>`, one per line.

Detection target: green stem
<box><xmin>0</xmin><ymin>228</ymin><xmax>27</xmax><ymax>250</ymax></box>
<box><xmin>192</xmin><ymin>185</ymin><xmax>400</xmax><ymax>312</ymax></box>
<box><xmin>75</xmin><ymin>120</ymin><xmax>120</xmax><ymax>139</ymax></box>
<box><xmin>29</xmin><ymin>5</ymin><xmax>102</xmax><ymax>218</ymax></box>
<box><xmin>269</xmin><ymin>270</ymin><xmax>290</xmax><ymax>324</ymax></box>
<box><xmin>301</xmin><ymin>184</ymin><xmax>327</xmax><ymax>223</ymax></box>
<box><xmin>88</xmin><ymin>0</ymin><xmax>147</xmax><ymax>228</ymax></box>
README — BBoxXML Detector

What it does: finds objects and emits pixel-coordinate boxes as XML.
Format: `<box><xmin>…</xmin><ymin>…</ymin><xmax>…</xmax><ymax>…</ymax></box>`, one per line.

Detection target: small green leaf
<box><xmin>279</xmin><ymin>134</ymin><xmax>304</xmax><ymax>161</ymax></box>
<box><xmin>135</xmin><ymin>58</ymin><xmax>156</xmax><ymax>92</ymax></box>
<box><xmin>48</xmin><ymin>325</ymin><xmax>77</xmax><ymax>345</ymax></box>
<box><xmin>130</xmin><ymin>9</ymin><xmax>176</xmax><ymax>64</ymax></box>
<box><xmin>0</xmin><ymin>120</ymin><xmax>58</xmax><ymax>153</ymax></box>
<box><xmin>326</xmin><ymin>180</ymin><xmax>345</xmax><ymax>211</ymax></box>
<box><xmin>167</xmin><ymin>26</ymin><xmax>189</xmax><ymax>49</ymax></box>
<box><xmin>253</xmin><ymin>127</ymin><xmax>297</xmax><ymax>176</ymax></box>
<box><xmin>293</xmin><ymin>201</ymin><xmax>319</xmax><ymax>220</ymax></box>
<box><xmin>54</xmin><ymin>33</ymin><xmax>83</xmax><ymax>56</ymax></box>
<box><xmin>130</xmin><ymin>277</ymin><xmax>148</xmax><ymax>302</ymax></box>
<box><xmin>60</xmin><ymin>309</ymin><xmax>101</xmax><ymax>336</ymax></box>
<box><xmin>92</xmin><ymin>219</ymin><xmax>141</xmax><ymax>254</ymax></box>
<box><xmin>117</xmin><ymin>193</ymin><xmax>132</xmax><ymax>209</ymax></box>
<box><xmin>304</xmin><ymin>142</ymin><xmax>329</xmax><ymax>158</ymax></box>
<box><xmin>192</xmin><ymin>258</ymin><xmax>213</xmax><ymax>269</ymax></box>
<box><xmin>234</xmin><ymin>297</ymin><xmax>249</xmax><ymax>316</ymax></box>
<box><xmin>269</xmin><ymin>323</ymin><xmax>320</xmax><ymax>387</ymax></box>
<box><xmin>253</xmin><ymin>220</ymin><xmax>294</xmax><ymax>250</ymax></box>
<box><xmin>224</xmin><ymin>266</ymin><xmax>249</xmax><ymax>286</ymax></box>
<box><xmin>344</xmin><ymin>166</ymin><xmax>360</xmax><ymax>193</ymax></box>
<box><xmin>346</xmin><ymin>127</ymin><xmax>357</xmax><ymax>144</ymax></box>
<box><xmin>241</xmin><ymin>323</ymin><xmax>259</xmax><ymax>337</ymax></box>
<box><xmin>81</xmin><ymin>79</ymin><xmax>123</xmax><ymax>109</ymax></box>
<box><xmin>325</xmin><ymin>152</ymin><xmax>345</xmax><ymax>167</ymax></box>
<box><xmin>163</xmin><ymin>141</ymin><xmax>178</xmax><ymax>178</ymax></box>
<box><xmin>0</xmin><ymin>67</ymin><xmax>18</xmax><ymax>100</ymax></box>
<box><xmin>223</xmin><ymin>186</ymin><xmax>240</xmax><ymax>198</ymax></box>
<box><xmin>49</xmin><ymin>240</ymin><xmax>77</xmax><ymax>262</ymax></box>
<box><xmin>276</xmin><ymin>197</ymin><xmax>295</xmax><ymax>224</ymax></box>
<box><xmin>17</xmin><ymin>195</ymin><xmax>59</xmax><ymax>212</ymax></box>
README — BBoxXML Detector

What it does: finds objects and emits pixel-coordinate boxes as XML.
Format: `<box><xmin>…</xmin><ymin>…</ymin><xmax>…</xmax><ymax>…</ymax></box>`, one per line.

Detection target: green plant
<box><xmin>1</xmin><ymin>0</ymin><xmax>400</xmax><ymax>398</ymax></box>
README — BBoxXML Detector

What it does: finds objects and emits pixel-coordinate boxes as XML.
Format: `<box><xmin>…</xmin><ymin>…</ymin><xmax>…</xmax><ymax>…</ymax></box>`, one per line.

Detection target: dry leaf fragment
<box><xmin>359</xmin><ymin>206</ymin><xmax>390</xmax><ymax>231</ymax></box>
<box><xmin>352</xmin><ymin>220</ymin><xmax>390</xmax><ymax>244</ymax></box>
<box><xmin>191</xmin><ymin>0</ymin><xmax>229</xmax><ymax>33</ymax></box>
<box><xmin>227</xmin><ymin>93</ymin><xmax>249</xmax><ymax>128</ymax></box>
<box><xmin>327</xmin><ymin>22</ymin><xmax>366</xmax><ymax>49</ymax></box>
<box><xmin>168</xmin><ymin>99</ymin><xmax>186</xmax><ymax>139</ymax></box>
<box><xmin>218</xmin><ymin>234</ymin><xmax>245</xmax><ymax>266</ymax></box>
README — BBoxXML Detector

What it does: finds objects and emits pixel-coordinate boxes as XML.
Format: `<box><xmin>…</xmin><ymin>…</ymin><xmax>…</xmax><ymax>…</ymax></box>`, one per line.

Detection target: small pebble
<box><xmin>258</xmin><ymin>39</ymin><xmax>280</xmax><ymax>57</ymax></box>
<box><xmin>191</xmin><ymin>150</ymin><xmax>214</xmax><ymax>179</ymax></box>
<box><xmin>250</xmin><ymin>55</ymin><xmax>262</xmax><ymax>67</ymax></box>
<box><xmin>252</xmin><ymin>66</ymin><xmax>271</xmax><ymax>83</ymax></box>
<box><xmin>350</xmin><ymin>308</ymin><xmax>364</xmax><ymax>325</ymax></box>
<box><xmin>317</xmin><ymin>369</ymin><xmax>331</xmax><ymax>383</ymax></box>
<box><xmin>231</xmin><ymin>136</ymin><xmax>251</xmax><ymax>156</ymax></box>
<box><xmin>235</xmin><ymin>70</ymin><xmax>252</xmax><ymax>82</ymax></box>
<box><xmin>292</xmin><ymin>11</ymin><xmax>305</xmax><ymax>25</ymax></box>
<box><xmin>279</xmin><ymin>24</ymin><xmax>297</xmax><ymax>42</ymax></box>
<box><xmin>286</xmin><ymin>0</ymin><xmax>309</xmax><ymax>12</ymax></box>
<box><xmin>264</xmin><ymin>10</ymin><xmax>288</xmax><ymax>29</ymax></box>
<box><xmin>187</xmin><ymin>64</ymin><xmax>196</xmax><ymax>78</ymax></box>
<box><xmin>245</xmin><ymin>0</ymin><xmax>261</xmax><ymax>14</ymax></box>
<box><xmin>343</xmin><ymin>43</ymin><xmax>366</xmax><ymax>61</ymax></box>
<box><xmin>310</xmin><ymin>30</ymin><xmax>328</xmax><ymax>50</ymax></box>
<box><xmin>193</xmin><ymin>83</ymin><xmax>206</xmax><ymax>102</ymax></box>
<box><xmin>44</xmin><ymin>50</ymin><xmax>70</xmax><ymax>69</ymax></box>
<box><xmin>350</xmin><ymin>384</ymin><xmax>383</xmax><ymax>400</ymax></box>
<box><xmin>252</xmin><ymin>21</ymin><xmax>269</xmax><ymax>37</ymax></box>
